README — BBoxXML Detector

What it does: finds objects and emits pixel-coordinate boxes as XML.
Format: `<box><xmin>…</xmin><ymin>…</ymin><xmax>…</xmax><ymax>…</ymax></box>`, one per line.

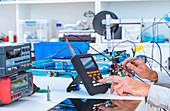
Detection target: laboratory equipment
<box><xmin>18</xmin><ymin>20</ymin><xmax>51</xmax><ymax>43</ymax></box>
<box><xmin>0</xmin><ymin>43</ymin><xmax>31</xmax><ymax>77</ymax></box>
<box><xmin>67</xmin><ymin>54</ymin><xmax>108</xmax><ymax>96</ymax></box>
<box><xmin>59</xmin><ymin>30</ymin><xmax>96</xmax><ymax>42</ymax></box>
<box><xmin>0</xmin><ymin>72</ymin><xmax>33</xmax><ymax>104</ymax></box>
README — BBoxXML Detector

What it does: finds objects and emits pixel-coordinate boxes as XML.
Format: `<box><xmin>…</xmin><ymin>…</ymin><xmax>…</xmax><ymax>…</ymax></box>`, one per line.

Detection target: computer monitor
<box><xmin>101</xmin><ymin>24</ymin><xmax>141</xmax><ymax>43</ymax></box>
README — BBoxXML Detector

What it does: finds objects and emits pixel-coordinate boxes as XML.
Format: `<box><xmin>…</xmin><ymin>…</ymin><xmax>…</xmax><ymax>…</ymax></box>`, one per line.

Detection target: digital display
<box><xmin>6</xmin><ymin>49</ymin><xmax>21</xmax><ymax>59</ymax></box>
<box><xmin>12</xmin><ymin>77</ymin><xmax>28</xmax><ymax>89</ymax></box>
<box><xmin>80</xmin><ymin>57</ymin><xmax>96</xmax><ymax>69</ymax></box>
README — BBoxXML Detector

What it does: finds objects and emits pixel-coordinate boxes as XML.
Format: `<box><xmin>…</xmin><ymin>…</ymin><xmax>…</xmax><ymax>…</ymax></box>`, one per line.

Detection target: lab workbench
<box><xmin>0</xmin><ymin>76</ymin><xmax>146</xmax><ymax>111</ymax></box>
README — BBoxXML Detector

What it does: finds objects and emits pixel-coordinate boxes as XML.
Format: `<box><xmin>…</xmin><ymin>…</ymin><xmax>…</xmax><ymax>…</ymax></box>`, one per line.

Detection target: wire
<box><xmin>123</xmin><ymin>68</ymin><xmax>145</xmax><ymax>83</ymax></box>
<box><xmin>162</xmin><ymin>108</ymin><xmax>166</xmax><ymax>111</ymax></box>
<box><xmin>41</xmin><ymin>61</ymin><xmax>75</xmax><ymax>80</ymax></box>
<box><xmin>151</xmin><ymin>18</ymin><xmax>156</xmax><ymax>69</ymax></box>
<box><xmin>164</xmin><ymin>22</ymin><xmax>170</xmax><ymax>28</ymax></box>
<box><xmin>141</xmin><ymin>23</ymin><xmax>146</xmax><ymax>42</ymax></box>
<box><xmin>144</xmin><ymin>56</ymin><xmax>170</xmax><ymax>77</ymax></box>
<box><xmin>121</xmin><ymin>55</ymin><xmax>170</xmax><ymax>77</ymax></box>
<box><xmin>119</xmin><ymin>55</ymin><xmax>170</xmax><ymax>81</ymax></box>
<box><xmin>64</xmin><ymin>18</ymin><xmax>164</xmax><ymax>62</ymax></box>
<box><xmin>111</xmin><ymin>40</ymin><xmax>136</xmax><ymax>57</ymax></box>
<box><xmin>33</xmin><ymin>46</ymin><xmax>82</xmax><ymax>65</ymax></box>
<box><xmin>138</xmin><ymin>18</ymin><xmax>163</xmax><ymax>41</ymax></box>
<box><xmin>134</xmin><ymin>75</ymin><xmax>145</xmax><ymax>83</ymax></box>
<box><xmin>141</xmin><ymin>20</ymin><xmax>169</xmax><ymax>42</ymax></box>
<box><xmin>118</xmin><ymin>56</ymin><xmax>147</xmax><ymax>83</ymax></box>
<box><xmin>151</xmin><ymin>41</ymin><xmax>162</xmax><ymax>71</ymax></box>
<box><xmin>70</xmin><ymin>35</ymin><xmax>112</xmax><ymax>61</ymax></box>
<box><xmin>119</xmin><ymin>57</ymin><xmax>140</xmax><ymax>70</ymax></box>
<box><xmin>157</xmin><ymin>24</ymin><xmax>159</xmax><ymax>43</ymax></box>
<box><xmin>146</xmin><ymin>59</ymin><xmax>151</xmax><ymax>69</ymax></box>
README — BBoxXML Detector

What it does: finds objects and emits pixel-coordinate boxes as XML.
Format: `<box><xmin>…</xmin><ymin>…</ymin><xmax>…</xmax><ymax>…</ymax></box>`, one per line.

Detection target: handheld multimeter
<box><xmin>67</xmin><ymin>54</ymin><xmax>108</xmax><ymax>96</ymax></box>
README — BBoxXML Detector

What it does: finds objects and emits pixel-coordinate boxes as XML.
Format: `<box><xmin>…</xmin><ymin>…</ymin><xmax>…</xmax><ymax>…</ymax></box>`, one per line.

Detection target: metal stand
<box><xmin>66</xmin><ymin>75</ymin><xmax>81</xmax><ymax>92</ymax></box>
<box><xmin>106</xmin><ymin>14</ymin><xmax>112</xmax><ymax>52</ymax></box>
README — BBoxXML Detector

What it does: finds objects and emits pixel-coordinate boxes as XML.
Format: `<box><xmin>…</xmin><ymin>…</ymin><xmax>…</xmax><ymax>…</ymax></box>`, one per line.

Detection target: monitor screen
<box><xmin>80</xmin><ymin>57</ymin><xmax>96</xmax><ymax>69</ymax></box>
<box><xmin>114</xmin><ymin>27</ymin><xmax>122</xmax><ymax>39</ymax></box>
<box><xmin>101</xmin><ymin>24</ymin><xmax>141</xmax><ymax>43</ymax></box>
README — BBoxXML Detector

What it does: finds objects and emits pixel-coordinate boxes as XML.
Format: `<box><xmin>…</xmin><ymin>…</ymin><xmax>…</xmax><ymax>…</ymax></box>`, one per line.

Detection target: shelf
<box><xmin>0</xmin><ymin>0</ymin><xmax>95</xmax><ymax>5</ymax></box>
<box><xmin>101</xmin><ymin>0</ymin><xmax>166</xmax><ymax>1</ymax></box>
<box><xmin>0</xmin><ymin>1</ymin><xmax>16</xmax><ymax>4</ymax></box>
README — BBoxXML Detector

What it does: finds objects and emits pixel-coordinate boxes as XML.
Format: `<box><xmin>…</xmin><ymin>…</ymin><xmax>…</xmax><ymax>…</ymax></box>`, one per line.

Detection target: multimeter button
<box><xmin>93</xmin><ymin>77</ymin><xmax>96</xmax><ymax>80</ymax></box>
<box><xmin>14</xmin><ymin>95</ymin><xmax>15</xmax><ymax>98</ymax></box>
<box><xmin>97</xmin><ymin>73</ymin><xmax>100</xmax><ymax>76</ymax></box>
<box><xmin>95</xmin><ymin>83</ymin><xmax>100</xmax><ymax>86</ymax></box>
<box><xmin>92</xmin><ymin>81</ymin><xmax>96</xmax><ymax>83</ymax></box>
<box><xmin>96</xmin><ymin>80</ymin><xmax>99</xmax><ymax>83</ymax></box>
<box><xmin>16</xmin><ymin>94</ymin><xmax>18</xmax><ymax>98</ymax></box>
<box><xmin>96</xmin><ymin>70</ymin><xmax>99</xmax><ymax>73</ymax></box>
<box><xmin>97</xmin><ymin>76</ymin><xmax>100</xmax><ymax>80</ymax></box>
<box><xmin>94</xmin><ymin>71</ymin><xmax>97</xmax><ymax>73</ymax></box>
<box><xmin>100</xmin><ymin>83</ymin><xmax>103</xmax><ymax>85</ymax></box>
<box><xmin>93</xmin><ymin>74</ymin><xmax>96</xmax><ymax>76</ymax></box>
<box><xmin>89</xmin><ymin>75</ymin><xmax>92</xmax><ymax>77</ymax></box>
<box><xmin>20</xmin><ymin>92</ymin><xmax>22</xmax><ymax>96</ymax></box>
<box><xmin>90</xmin><ymin>71</ymin><xmax>93</xmax><ymax>74</ymax></box>
<box><xmin>87</xmin><ymin>72</ymin><xmax>91</xmax><ymax>74</ymax></box>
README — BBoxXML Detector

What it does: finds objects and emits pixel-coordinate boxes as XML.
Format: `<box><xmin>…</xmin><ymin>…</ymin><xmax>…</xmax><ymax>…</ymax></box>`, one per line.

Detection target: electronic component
<box><xmin>0</xmin><ymin>72</ymin><xmax>33</xmax><ymax>104</ymax></box>
<box><xmin>55</xmin><ymin>60</ymin><xmax>74</xmax><ymax>70</ymax></box>
<box><xmin>0</xmin><ymin>43</ymin><xmax>32</xmax><ymax>77</ymax></box>
<box><xmin>67</xmin><ymin>54</ymin><xmax>108</xmax><ymax>96</ymax></box>
<box><xmin>59</xmin><ymin>30</ymin><xmax>96</xmax><ymax>42</ymax></box>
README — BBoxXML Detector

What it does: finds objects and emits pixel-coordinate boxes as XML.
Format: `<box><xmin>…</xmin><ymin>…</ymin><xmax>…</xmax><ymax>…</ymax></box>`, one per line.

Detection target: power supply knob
<box><xmin>27</xmin><ymin>63</ymin><xmax>30</xmax><ymax>66</ymax></box>
<box><xmin>8</xmin><ymin>68</ymin><xmax>11</xmax><ymax>71</ymax></box>
<box><xmin>12</xmin><ymin>67</ymin><xmax>17</xmax><ymax>70</ymax></box>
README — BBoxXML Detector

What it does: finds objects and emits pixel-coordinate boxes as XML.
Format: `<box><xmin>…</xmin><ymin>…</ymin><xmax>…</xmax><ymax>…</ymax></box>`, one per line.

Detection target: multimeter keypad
<box><xmin>86</xmin><ymin>70</ymin><xmax>105</xmax><ymax>87</ymax></box>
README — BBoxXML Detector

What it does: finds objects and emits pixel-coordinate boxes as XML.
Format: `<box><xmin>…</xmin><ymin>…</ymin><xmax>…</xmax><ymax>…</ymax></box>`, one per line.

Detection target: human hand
<box><xmin>122</xmin><ymin>57</ymin><xmax>158</xmax><ymax>82</ymax></box>
<box><xmin>99</xmin><ymin>76</ymin><xmax>150</xmax><ymax>97</ymax></box>
<box><xmin>99</xmin><ymin>99</ymin><xmax>141</xmax><ymax>111</ymax></box>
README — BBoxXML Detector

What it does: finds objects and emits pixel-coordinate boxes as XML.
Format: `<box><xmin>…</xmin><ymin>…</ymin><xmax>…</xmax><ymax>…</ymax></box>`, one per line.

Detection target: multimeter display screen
<box><xmin>12</xmin><ymin>77</ymin><xmax>28</xmax><ymax>89</ymax></box>
<box><xmin>80</xmin><ymin>57</ymin><xmax>96</xmax><ymax>69</ymax></box>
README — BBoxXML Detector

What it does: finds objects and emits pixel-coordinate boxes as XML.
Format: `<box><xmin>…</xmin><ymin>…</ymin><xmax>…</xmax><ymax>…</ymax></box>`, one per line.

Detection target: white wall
<box><xmin>29</xmin><ymin>3</ymin><xmax>95</xmax><ymax>25</ymax></box>
<box><xmin>0</xmin><ymin>5</ymin><xmax>16</xmax><ymax>35</ymax></box>
<box><xmin>101</xmin><ymin>1</ymin><xmax>170</xmax><ymax>38</ymax></box>
<box><xmin>101</xmin><ymin>1</ymin><xmax>170</xmax><ymax>19</ymax></box>
<box><xmin>17</xmin><ymin>3</ymin><xmax>95</xmax><ymax>40</ymax></box>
